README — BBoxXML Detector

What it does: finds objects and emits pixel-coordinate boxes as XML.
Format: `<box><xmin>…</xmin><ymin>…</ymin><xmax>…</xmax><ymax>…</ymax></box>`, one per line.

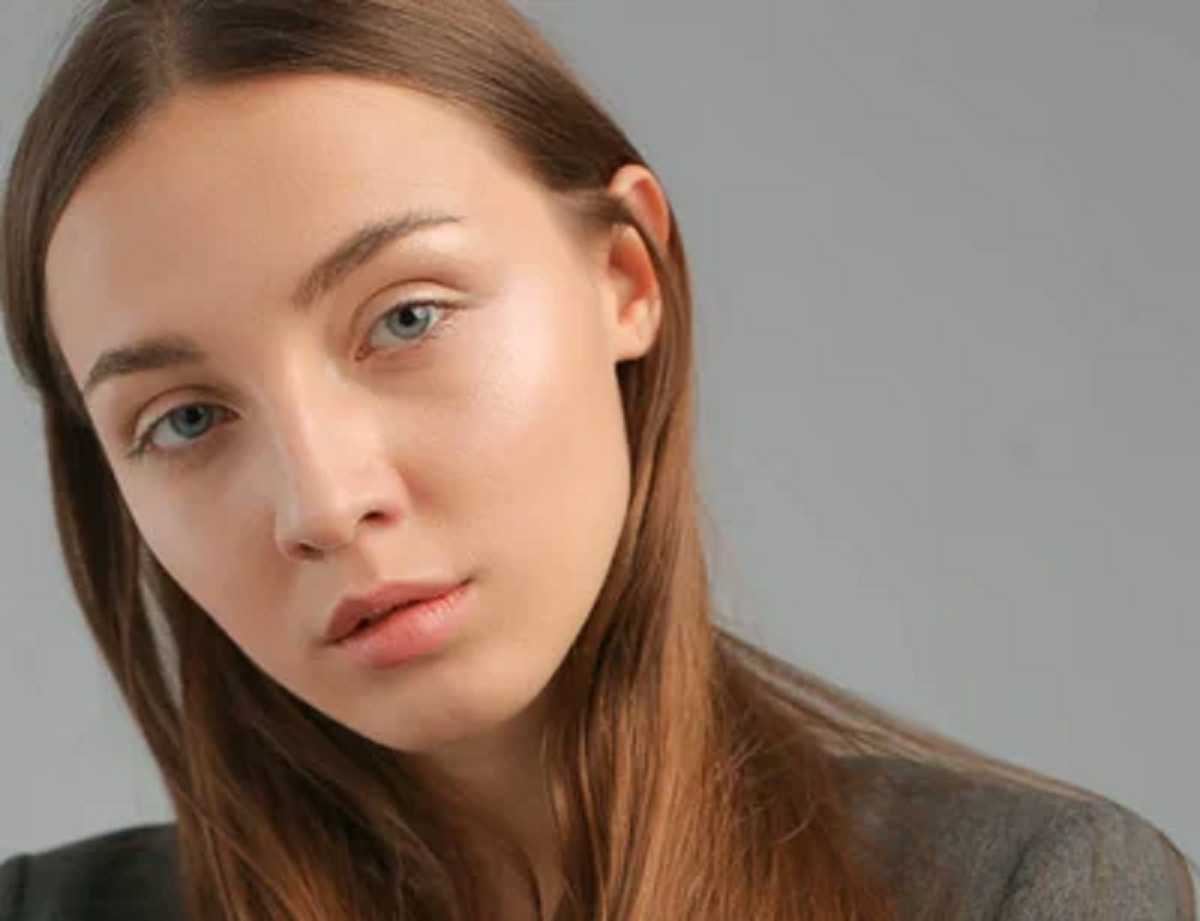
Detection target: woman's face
<box><xmin>45</xmin><ymin>74</ymin><xmax>663</xmax><ymax>756</ymax></box>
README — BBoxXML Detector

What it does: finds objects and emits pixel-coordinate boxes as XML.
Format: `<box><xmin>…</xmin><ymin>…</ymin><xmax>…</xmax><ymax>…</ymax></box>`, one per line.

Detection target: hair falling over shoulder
<box><xmin>2</xmin><ymin>1</ymin><xmax>1195</xmax><ymax>919</ymax></box>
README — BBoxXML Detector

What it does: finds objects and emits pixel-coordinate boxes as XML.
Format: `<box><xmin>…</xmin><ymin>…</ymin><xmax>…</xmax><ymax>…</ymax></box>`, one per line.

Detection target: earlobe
<box><xmin>599</xmin><ymin>164</ymin><xmax>671</xmax><ymax>362</ymax></box>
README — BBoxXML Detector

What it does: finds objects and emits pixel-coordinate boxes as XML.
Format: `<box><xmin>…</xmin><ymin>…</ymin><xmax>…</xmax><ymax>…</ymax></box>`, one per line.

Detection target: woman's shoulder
<box><xmin>0</xmin><ymin>823</ymin><xmax>179</xmax><ymax>921</ymax></box>
<box><xmin>837</xmin><ymin>754</ymin><xmax>1193</xmax><ymax>919</ymax></box>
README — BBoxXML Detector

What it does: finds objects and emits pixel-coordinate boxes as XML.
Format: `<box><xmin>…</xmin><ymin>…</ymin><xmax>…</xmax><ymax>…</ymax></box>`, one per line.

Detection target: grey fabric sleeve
<box><xmin>0</xmin><ymin>827</ymin><xmax>180</xmax><ymax>921</ymax></box>
<box><xmin>0</xmin><ymin>854</ymin><xmax>27</xmax><ymax>921</ymax></box>
<box><xmin>994</xmin><ymin>799</ymin><xmax>1190</xmax><ymax>920</ymax></box>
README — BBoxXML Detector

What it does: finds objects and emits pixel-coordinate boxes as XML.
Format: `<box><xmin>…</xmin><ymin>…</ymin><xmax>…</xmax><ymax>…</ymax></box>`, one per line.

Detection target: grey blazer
<box><xmin>0</xmin><ymin>756</ymin><xmax>1190</xmax><ymax>919</ymax></box>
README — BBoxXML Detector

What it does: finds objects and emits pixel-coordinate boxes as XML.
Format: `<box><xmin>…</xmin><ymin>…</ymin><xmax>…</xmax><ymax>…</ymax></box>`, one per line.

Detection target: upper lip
<box><xmin>324</xmin><ymin>579</ymin><xmax>464</xmax><ymax>645</ymax></box>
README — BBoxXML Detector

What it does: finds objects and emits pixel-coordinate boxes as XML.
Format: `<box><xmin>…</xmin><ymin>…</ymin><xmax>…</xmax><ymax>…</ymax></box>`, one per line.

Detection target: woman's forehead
<box><xmin>48</xmin><ymin>73</ymin><xmax>521</xmax><ymax>249</ymax></box>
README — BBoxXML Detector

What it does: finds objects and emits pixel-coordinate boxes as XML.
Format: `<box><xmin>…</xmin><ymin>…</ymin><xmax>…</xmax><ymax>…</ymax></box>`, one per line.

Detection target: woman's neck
<box><xmin>409</xmin><ymin>690</ymin><xmax>563</xmax><ymax>917</ymax></box>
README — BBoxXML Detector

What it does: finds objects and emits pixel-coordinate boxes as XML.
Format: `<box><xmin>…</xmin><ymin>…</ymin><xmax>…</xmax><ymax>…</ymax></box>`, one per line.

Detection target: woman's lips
<box><xmin>325</xmin><ymin>578</ymin><xmax>466</xmax><ymax>645</ymax></box>
<box><xmin>331</xmin><ymin>580</ymin><xmax>472</xmax><ymax>670</ymax></box>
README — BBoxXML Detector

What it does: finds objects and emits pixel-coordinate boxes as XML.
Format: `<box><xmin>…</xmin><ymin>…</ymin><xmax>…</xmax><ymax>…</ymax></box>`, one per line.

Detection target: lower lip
<box><xmin>334</xmin><ymin>581</ymin><xmax>471</xmax><ymax>670</ymax></box>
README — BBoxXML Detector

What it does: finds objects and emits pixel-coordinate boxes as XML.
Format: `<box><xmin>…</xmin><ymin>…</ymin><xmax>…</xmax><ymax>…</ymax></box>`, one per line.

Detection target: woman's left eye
<box><xmin>364</xmin><ymin>298</ymin><xmax>449</xmax><ymax>352</ymax></box>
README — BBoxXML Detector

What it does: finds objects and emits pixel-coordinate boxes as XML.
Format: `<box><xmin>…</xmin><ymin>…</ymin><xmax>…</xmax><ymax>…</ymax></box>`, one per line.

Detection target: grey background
<box><xmin>2</xmin><ymin>0</ymin><xmax>1196</xmax><ymax>873</ymax></box>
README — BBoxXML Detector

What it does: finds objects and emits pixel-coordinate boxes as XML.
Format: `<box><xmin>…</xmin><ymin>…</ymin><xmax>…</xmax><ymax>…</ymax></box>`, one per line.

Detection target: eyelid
<box><xmin>357</xmin><ymin>279</ymin><xmax>461</xmax><ymax>328</ymax></box>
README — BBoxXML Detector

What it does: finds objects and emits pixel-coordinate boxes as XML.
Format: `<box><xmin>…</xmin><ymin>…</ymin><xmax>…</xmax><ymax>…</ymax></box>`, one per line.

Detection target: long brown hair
<box><xmin>2</xmin><ymin>1</ymin><xmax>1195</xmax><ymax>919</ymax></box>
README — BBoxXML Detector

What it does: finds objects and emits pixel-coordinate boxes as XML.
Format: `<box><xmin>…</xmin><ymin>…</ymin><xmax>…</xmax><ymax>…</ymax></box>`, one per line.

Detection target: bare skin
<box><xmin>45</xmin><ymin>73</ymin><xmax>670</xmax><ymax>917</ymax></box>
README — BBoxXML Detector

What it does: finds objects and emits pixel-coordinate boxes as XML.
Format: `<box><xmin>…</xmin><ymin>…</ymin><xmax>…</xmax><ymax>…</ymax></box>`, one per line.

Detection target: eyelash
<box><xmin>125</xmin><ymin>298</ymin><xmax>457</xmax><ymax>463</ymax></box>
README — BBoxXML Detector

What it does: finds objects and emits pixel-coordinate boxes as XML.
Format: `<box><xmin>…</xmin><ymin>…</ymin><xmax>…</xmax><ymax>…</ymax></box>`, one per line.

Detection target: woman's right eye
<box><xmin>129</xmin><ymin>403</ymin><xmax>233</xmax><ymax>460</ymax></box>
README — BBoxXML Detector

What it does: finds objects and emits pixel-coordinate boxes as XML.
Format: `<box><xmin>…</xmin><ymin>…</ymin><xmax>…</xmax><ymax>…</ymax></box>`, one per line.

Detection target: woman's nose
<box><xmin>268</xmin><ymin>391</ymin><xmax>408</xmax><ymax>561</ymax></box>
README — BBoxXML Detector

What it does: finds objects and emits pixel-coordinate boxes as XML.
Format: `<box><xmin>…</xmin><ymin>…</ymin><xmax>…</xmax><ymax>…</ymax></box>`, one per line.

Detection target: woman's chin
<box><xmin>338</xmin><ymin>666</ymin><xmax>555</xmax><ymax>760</ymax></box>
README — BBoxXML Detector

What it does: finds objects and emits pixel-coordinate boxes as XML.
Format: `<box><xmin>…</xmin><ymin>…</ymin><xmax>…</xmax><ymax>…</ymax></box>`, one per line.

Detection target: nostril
<box><xmin>297</xmin><ymin>541</ymin><xmax>328</xmax><ymax>560</ymax></box>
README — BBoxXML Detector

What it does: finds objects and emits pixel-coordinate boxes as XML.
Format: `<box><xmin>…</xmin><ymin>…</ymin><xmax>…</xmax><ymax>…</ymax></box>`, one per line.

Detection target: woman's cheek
<box><xmin>446</xmin><ymin>296</ymin><xmax>575</xmax><ymax>470</ymax></box>
<box><xmin>457</xmin><ymin>293</ymin><xmax>627</xmax><ymax>552</ymax></box>
<box><xmin>121</xmin><ymin>477</ymin><xmax>257</xmax><ymax>627</ymax></box>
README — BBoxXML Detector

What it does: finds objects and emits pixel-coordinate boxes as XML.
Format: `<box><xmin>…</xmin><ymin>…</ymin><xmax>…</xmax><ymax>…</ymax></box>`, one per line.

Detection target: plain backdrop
<box><xmin>1</xmin><ymin>0</ymin><xmax>1196</xmax><ymax>874</ymax></box>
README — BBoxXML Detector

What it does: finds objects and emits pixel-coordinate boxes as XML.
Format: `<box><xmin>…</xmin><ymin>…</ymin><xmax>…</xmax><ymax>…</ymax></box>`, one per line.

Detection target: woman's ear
<box><xmin>596</xmin><ymin>163</ymin><xmax>671</xmax><ymax>362</ymax></box>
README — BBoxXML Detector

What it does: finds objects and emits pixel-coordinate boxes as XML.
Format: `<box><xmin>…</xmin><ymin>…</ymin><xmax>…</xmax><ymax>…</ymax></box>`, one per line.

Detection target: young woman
<box><xmin>0</xmin><ymin>1</ymin><xmax>1194</xmax><ymax>919</ymax></box>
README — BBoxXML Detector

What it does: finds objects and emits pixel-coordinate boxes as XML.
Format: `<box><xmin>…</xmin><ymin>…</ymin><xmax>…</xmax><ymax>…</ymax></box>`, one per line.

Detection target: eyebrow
<box><xmin>81</xmin><ymin>209</ymin><xmax>464</xmax><ymax>400</ymax></box>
